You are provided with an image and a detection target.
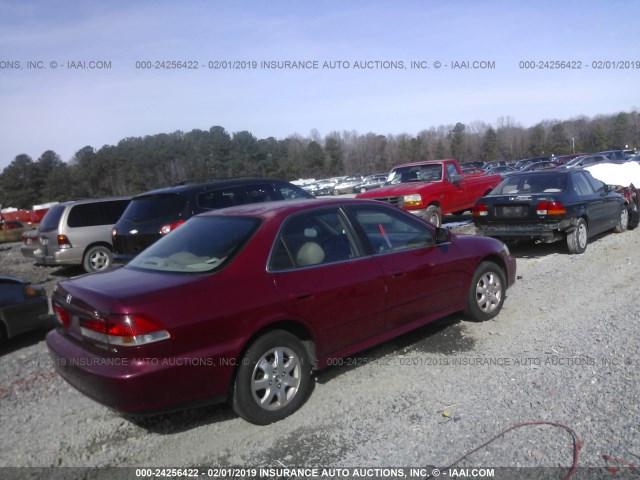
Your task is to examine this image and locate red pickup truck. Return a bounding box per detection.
[356,159,503,226]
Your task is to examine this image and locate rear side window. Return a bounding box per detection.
[197,186,246,209]
[102,200,130,223]
[122,194,186,222]
[573,173,595,196]
[39,205,65,232]
[67,200,131,228]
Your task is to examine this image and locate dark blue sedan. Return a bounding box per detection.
[472,169,633,254]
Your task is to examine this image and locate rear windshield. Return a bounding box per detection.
[39,205,66,232]
[491,173,567,195]
[121,194,186,222]
[128,216,260,273]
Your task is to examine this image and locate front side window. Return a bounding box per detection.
[276,184,313,200]
[197,186,246,209]
[129,216,260,273]
[270,209,358,270]
[349,207,433,254]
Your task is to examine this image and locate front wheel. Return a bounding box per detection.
[232,330,312,425]
[424,205,442,227]
[83,245,112,272]
[566,218,588,254]
[465,261,506,321]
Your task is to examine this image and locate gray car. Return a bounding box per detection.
[32,197,130,272]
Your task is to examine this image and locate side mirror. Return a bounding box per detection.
[450,174,464,183]
[435,227,450,244]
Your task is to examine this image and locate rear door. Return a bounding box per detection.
[270,207,387,357]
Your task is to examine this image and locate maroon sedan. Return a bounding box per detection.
[47,199,516,424]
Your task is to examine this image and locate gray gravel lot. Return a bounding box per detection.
[0,219,639,475]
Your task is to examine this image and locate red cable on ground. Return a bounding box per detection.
[442,421,582,480]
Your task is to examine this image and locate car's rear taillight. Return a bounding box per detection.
[57,234,72,249]
[472,203,489,216]
[53,304,71,327]
[159,220,185,235]
[80,313,170,346]
[536,200,566,215]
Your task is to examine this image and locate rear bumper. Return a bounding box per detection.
[475,219,576,242]
[46,329,237,414]
[33,248,82,266]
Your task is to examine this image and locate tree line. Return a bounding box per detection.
[1,110,638,209]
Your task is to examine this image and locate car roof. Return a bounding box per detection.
[393,159,454,168]
[196,197,393,220]
[55,196,132,206]
[133,177,291,198]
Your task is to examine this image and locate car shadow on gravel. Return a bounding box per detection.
[315,314,475,385]
[124,403,238,434]
[124,315,476,434]
[507,229,622,258]
[0,324,55,357]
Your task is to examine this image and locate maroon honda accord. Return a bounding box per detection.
[47,198,516,424]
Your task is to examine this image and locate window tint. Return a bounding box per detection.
[270,209,358,270]
[573,173,595,196]
[446,163,458,180]
[244,184,279,203]
[276,184,313,200]
[39,205,65,232]
[492,173,567,195]
[67,203,105,228]
[102,200,130,223]
[585,172,606,193]
[123,194,186,222]
[350,207,433,253]
[197,187,246,209]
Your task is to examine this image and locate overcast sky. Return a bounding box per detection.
[1,0,638,169]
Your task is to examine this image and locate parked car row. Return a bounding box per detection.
[19,178,313,272]
[472,167,638,253]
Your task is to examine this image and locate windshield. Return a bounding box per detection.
[491,173,567,195]
[128,216,260,273]
[387,164,442,185]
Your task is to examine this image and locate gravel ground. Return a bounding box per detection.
[1,218,639,477]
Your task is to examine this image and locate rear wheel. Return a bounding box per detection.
[566,218,588,254]
[424,205,442,227]
[465,261,506,321]
[232,330,312,425]
[614,207,629,233]
[83,245,112,272]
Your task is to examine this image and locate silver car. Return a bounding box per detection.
[32,197,130,272]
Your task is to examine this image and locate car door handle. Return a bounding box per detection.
[390,272,407,279]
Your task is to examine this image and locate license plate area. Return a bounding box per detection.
[495,205,528,218]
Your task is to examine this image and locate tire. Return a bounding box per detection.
[232,330,312,425]
[566,218,588,254]
[83,245,112,272]
[614,207,629,233]
[465,261,506,322]
[424,205,442,227]
[0,321,7,344]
